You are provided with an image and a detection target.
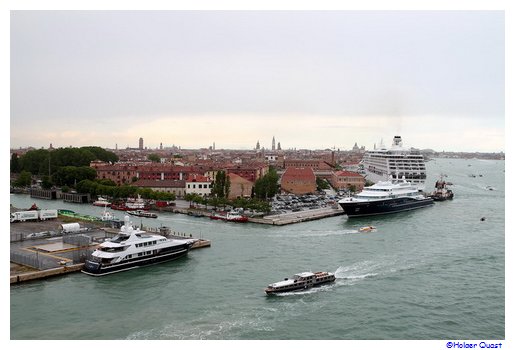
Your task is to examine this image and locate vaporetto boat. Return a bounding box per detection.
[338,179,434,217]
[82,215,196,276]
[265,271,336,295]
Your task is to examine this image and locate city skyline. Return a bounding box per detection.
[10,11,505,152]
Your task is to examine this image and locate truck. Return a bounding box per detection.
[38,209,58,221]
[10,209,58,223]
[10,211,39,223]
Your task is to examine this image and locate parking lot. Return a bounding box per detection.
[269,190,347,215]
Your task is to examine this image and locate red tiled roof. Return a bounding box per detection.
[334,171,363,177]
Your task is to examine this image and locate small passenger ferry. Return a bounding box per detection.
[127,210,158,218]
[82,216,196,276]
[265,271,336,295]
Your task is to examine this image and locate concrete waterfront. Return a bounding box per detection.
[172,206,345,225]
[252,207,344,225]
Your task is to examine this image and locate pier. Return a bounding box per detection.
[251,207,344,225]
[29,188,58,200]
[172,206,344,225]
[10,219,211,284]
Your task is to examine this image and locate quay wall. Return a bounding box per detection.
[10,264,84,284]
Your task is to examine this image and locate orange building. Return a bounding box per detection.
[331,171,365,191]
[227,173,253,199]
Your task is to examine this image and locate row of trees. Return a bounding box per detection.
[11,146,118,175]
[10,147,118,189]
[76,179,176,201]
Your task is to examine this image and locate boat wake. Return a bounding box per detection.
[263,229,358,239]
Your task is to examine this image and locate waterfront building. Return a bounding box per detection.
[185,174,212,196]
[132,179,186,197]
[227,173,253,199]
[331,171,365,191]
[280,167,317,195]
[225,162,269,183]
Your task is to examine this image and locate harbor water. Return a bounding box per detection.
[9,158,505,340]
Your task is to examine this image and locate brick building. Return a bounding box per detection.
[227,173,253,199]
[131,179,186,197]
[331,171,365,191]
[280,167,317,195]
[225,162,269,182]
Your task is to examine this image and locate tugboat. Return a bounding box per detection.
[265,271,336,295]
[82,215,196,276]
[430,176,454,201]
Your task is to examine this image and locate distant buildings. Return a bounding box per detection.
[139,137,144,150]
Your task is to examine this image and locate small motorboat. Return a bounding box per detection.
[359,226,376,232]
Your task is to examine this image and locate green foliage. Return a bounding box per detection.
[76,179,175,201]
[316,177,330,190]
[52,166,97,187]
[14,171,32,187]
[148,154,160,163]
[253,168,279,200]
[212,171,230,198]
[18,147,118,176]
[96,178,117,186]
[41,175,54,189]
[61,185,70,193]
[19,149,49,175]
[10,153,20,173]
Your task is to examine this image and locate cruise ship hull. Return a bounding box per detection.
[339,197,434,217]
[82,243,192,276]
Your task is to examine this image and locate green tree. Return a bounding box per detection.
[10,153,20,173]
[254,168,279,200]
[14,171,32,187]
[148,154,160,163]
[41,175,54,189]
[212,171,230,198]
[316,177,330,191]
[19,149,49,175]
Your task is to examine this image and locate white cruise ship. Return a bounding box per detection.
[362,136,427,190]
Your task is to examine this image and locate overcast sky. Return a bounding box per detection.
[10,10,505,152]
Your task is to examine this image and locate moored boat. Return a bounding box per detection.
[93,197,111,207]
[265,271,336,295]
[338,178,434,217]
[82,215,196,276]
[209,211,248,223]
